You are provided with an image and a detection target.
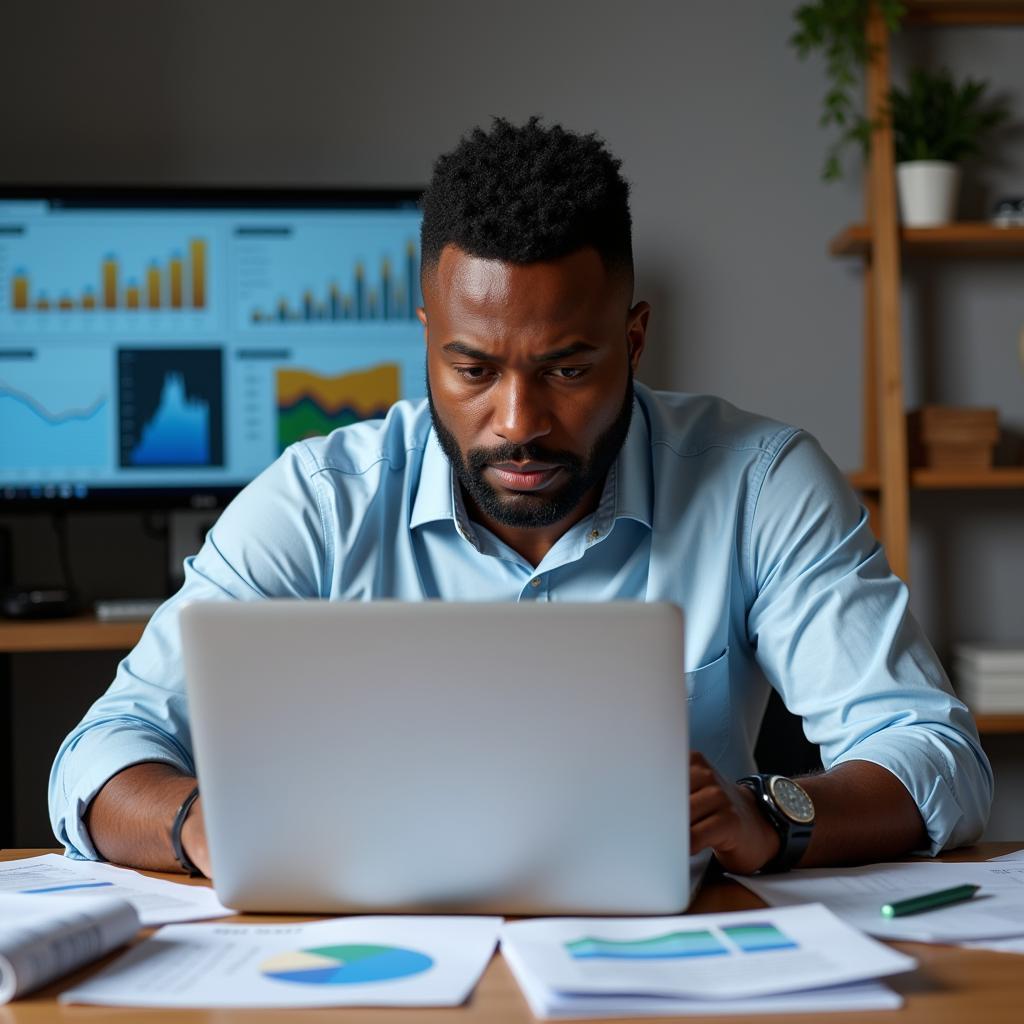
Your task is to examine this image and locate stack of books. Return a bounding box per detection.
[907,406,1000,470]
[953,643,1024,714]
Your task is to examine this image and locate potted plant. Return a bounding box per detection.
[889,68,1011,226]
[790,0,906,181]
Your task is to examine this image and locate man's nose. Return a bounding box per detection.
[492,376,552,446]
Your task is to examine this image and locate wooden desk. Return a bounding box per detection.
[2,844,1023,1023]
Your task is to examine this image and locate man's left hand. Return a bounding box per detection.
[689,752,780,875]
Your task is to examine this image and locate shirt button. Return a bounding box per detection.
[588,529,601,542]
[530,577,542,588]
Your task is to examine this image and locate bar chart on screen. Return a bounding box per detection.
[0,219,217,333]
[235,216,421,328]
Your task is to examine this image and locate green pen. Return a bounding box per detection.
[881,883,981,918]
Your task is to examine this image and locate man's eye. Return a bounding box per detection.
[551,367,588,380]
[455,366,492,381]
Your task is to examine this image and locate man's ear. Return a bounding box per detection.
[626,301,650,373]
[416,306,427,341]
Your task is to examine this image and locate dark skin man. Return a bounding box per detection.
[86,243,928,878]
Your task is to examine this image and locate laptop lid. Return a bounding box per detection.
[181,600,691,915]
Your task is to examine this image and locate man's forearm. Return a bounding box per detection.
[84,763,199,872]
[796,759,928,867]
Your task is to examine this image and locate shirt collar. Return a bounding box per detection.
[610,392,654,529]
[409,428,463,530]
[408,396,653,537]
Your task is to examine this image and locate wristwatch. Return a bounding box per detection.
[737,773,815,873]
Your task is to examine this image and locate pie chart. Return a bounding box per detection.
[260,944,434,985]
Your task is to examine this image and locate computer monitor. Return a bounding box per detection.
[0,188,425,508]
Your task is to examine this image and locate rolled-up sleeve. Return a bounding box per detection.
[49,446,327,859]
[745,431,993,854]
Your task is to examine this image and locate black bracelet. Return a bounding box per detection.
[170,785,203,877]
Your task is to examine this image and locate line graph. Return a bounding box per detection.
[0,371,109,473]
[0,377,106,424]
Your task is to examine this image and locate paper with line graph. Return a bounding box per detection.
[500,903,914,1001]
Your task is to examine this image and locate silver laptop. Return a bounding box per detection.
[180,600,692,915]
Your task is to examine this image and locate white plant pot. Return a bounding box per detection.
[896,161,961,227]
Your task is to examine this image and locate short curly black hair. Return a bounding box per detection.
[420,116,633,279]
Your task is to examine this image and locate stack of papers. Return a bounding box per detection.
[734,855,1024,946]
[965,847,1024,950]
[953,642,1024,713]
[10,848,1023,1009]
[500,904,914,1018]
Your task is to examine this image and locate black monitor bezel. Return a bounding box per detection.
[0,184,424,511]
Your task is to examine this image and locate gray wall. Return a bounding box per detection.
[1,1,1021,844]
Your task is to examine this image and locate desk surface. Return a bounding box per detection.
[2,845,1022,1024]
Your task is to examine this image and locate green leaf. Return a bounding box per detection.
[790,0,904,182]
[889,66,1012,163]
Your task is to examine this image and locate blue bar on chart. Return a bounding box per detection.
[249,242,419,324]
[721,923,799,953]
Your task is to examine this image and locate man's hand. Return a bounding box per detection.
[180,797,212,878]
[689,755,930,873]
[689,752,780,875]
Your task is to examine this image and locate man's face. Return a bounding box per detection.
[420,245,648,534]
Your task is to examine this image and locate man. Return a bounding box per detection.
[51,118,991,881]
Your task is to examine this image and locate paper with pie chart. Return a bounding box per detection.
[60,915,502,1008]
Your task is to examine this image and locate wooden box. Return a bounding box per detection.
[907,406,1000,470]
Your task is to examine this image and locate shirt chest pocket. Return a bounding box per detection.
[686,646,730,764]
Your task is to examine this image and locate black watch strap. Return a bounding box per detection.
[738,773,814,873]
[170,785,203,877]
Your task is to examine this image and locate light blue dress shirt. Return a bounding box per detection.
[49,384,992,859]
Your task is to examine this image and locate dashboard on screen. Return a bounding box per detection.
[0,189,425,507]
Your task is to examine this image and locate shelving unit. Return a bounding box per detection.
[973,714,1024,734]
[0,616,146,654]
[831,223,1024,258]
[903,0,1024,26]
[834,1,1024,732]
[848,467,1024,490]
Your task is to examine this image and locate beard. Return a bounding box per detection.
[427,365,635,530]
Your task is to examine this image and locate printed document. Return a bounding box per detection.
[504,962,902,1020]
[61,915,502,1008]
[960,936,1024,954]
[734,861,1024,942]
[499,903,913,1003]
[0,854,231,926]
[988,849,1024,863]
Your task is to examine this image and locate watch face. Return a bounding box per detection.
[769,776,815,824]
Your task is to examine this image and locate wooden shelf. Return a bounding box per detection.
[831,223,1024,257]
[0,615,147,654]
[849,467,1024,491]
[974,714,1024,734]
[905,0,1024,25]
